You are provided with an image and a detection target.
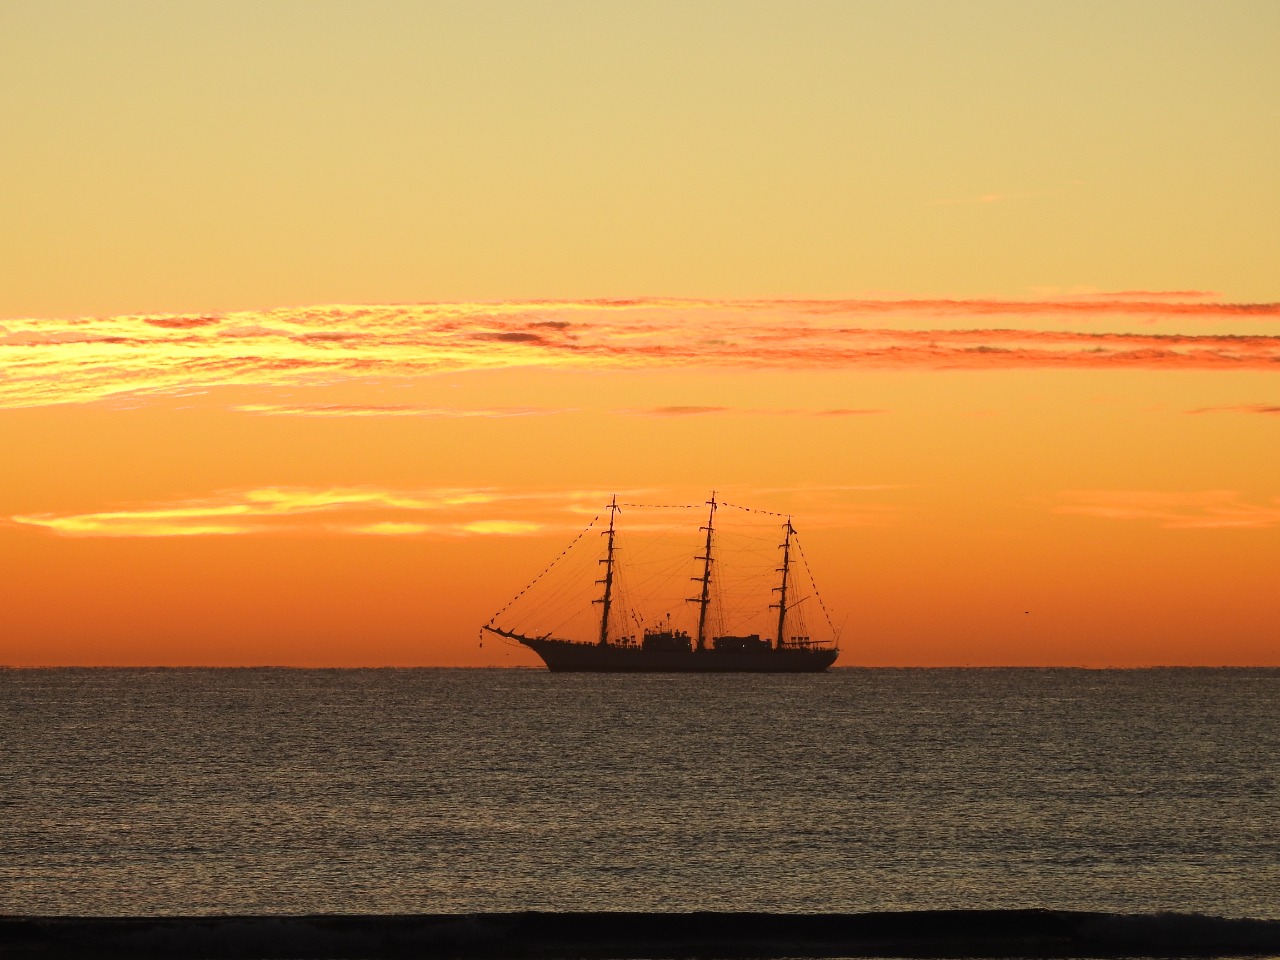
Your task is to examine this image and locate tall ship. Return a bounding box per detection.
[483,494,840,672]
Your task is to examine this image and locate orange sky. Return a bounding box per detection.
[2,298,1277,666]
[2,2,1277,666]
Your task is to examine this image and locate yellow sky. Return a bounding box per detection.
[3,0,1279,316]
[1,2,1277,666]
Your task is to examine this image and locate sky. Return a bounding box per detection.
[2,0,1277,666]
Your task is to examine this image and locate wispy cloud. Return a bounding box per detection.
[933,190,1054,206]
[631,405,731,417]
[622,405,888,418]
[8,487,560,538]
[1186,404,1280,416]
[10,485,900,538]
[772,297,1278,318]
[1052,290,1218,301]
[235,403,563,418]
[4,298,1278,409]
[344,521,434,537]
[1055,490,1280,529]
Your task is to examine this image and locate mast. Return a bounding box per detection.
[690,491,717,651]
[771,517,793,650]
[594,495,619,645]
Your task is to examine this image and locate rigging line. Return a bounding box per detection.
[518,573,596,624]
[718,500,789,518]
[792,534,838,638]
[618,502,700,510]
[485,515,599,625]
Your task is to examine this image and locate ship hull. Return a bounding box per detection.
[518,636,838,673]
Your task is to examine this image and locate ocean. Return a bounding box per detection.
[2,668,1277,919]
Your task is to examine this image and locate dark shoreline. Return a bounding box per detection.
[4,910,1280,959]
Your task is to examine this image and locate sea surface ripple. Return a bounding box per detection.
[1,668,1276,917]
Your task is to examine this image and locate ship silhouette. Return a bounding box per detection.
[483,494,840,672]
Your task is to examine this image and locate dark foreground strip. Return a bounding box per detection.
[2,910,1279,959]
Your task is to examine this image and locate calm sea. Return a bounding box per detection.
[1,668,1276,918]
